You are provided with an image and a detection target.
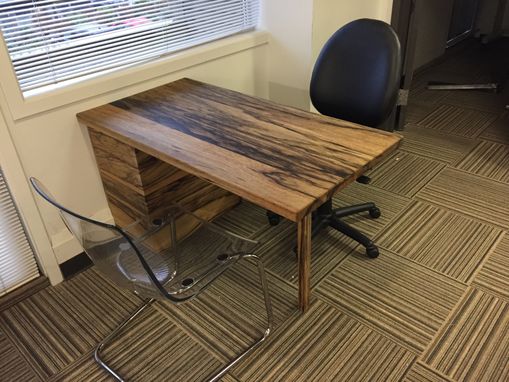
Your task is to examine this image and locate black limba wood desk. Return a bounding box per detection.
[77,78,402,312]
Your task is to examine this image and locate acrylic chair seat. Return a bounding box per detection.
[30,177,273,382]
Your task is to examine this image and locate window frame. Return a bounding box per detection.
[0,28,268,120]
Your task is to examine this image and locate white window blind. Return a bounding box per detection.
[0,168,40,296]
[0,0,259,93]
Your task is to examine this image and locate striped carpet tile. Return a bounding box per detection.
[409,82,449,104]
[214,201,268,238]
[479,111,509,145]
[0,329,41,381]
[405,102,438,124]
[400,125,478,165]
[404,362,455,382]
[316,248,466,354]
[250,181,411,289]
[423,288,509,382]
[456,140,509,183]
[252,220,356,287]
[332,181,412,236]
[473,234,509,300]
[233,300,415,381]
[0,269,141,378]
[49,307,224,382]
[375,201,503,283]
[367,151,445,197]
[416,167,509,229]
[442,88,509,113]
[417,104,497,138]
[155,260,298,361]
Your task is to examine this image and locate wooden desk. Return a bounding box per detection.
[77,78,401,312]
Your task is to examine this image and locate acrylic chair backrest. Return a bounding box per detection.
[30,177,173,300]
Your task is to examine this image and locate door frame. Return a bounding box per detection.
[391,0,419,130]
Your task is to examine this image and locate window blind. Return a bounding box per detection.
[0,0,259,93]
[0,168,40,296]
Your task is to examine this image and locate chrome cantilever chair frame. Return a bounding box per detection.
[30,177,273,382]
[95,253,273,382]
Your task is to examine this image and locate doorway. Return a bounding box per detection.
[391,0,509,130]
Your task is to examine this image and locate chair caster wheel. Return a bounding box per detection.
[366,246,379,258]
[267,212,281,226]
[369,207,381,219]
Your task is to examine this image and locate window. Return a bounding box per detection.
[0,0,259,94]
[0,168,40,296]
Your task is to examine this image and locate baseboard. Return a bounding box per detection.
[0,276,49,311]
[51,208,113,264]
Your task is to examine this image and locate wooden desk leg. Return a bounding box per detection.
[297,214,312,312]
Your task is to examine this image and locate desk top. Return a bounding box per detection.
[78,78,401,221]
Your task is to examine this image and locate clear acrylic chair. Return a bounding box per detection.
[30,177,273,382]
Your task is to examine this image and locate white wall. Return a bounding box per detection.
[0,105,62,284]
[261,0,393,110]
[261,0,314,110]
[312,0,393,61]
[0,31,269,282]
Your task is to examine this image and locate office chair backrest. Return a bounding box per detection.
[310,18,402,127]
[30,177,174,299]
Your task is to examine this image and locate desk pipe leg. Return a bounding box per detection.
[297,214,312,312]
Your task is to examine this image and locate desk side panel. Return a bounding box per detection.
[87,128,240,235]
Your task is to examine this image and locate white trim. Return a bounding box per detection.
[0,30,269,121]
[52,208,113,264]
[0,102,63,285]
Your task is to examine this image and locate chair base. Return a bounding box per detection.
[94,255,273,382]
[267,199,381,258]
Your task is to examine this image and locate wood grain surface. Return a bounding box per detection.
[297,215,312,312]
[78,78,401,222]
[88,128,239,240]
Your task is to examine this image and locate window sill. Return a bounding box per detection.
[0,30,269,121]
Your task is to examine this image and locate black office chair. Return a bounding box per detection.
[267,19,401,258]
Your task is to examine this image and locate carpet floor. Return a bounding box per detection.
[1,38,508,381]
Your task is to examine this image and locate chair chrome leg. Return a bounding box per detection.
[94,298,155,382]
[95,257,272,382]
[207,254,273,382]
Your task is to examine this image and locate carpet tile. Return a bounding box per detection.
[234,300,415,381]
[400,125,478,165]
[423,288,509,382]
[316,248,466,353]
[0,329,41,382]
[417,167,509,229]
[473,233,509,301]
[48,308,225,382]
[155,261,297,361]
[0,269,141,378]
[479,111,509,145]
[417,104,497,138]
[376,201,503,283]
[367,151,445,197]
[456,140,509,183]
[404,361,455,382]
